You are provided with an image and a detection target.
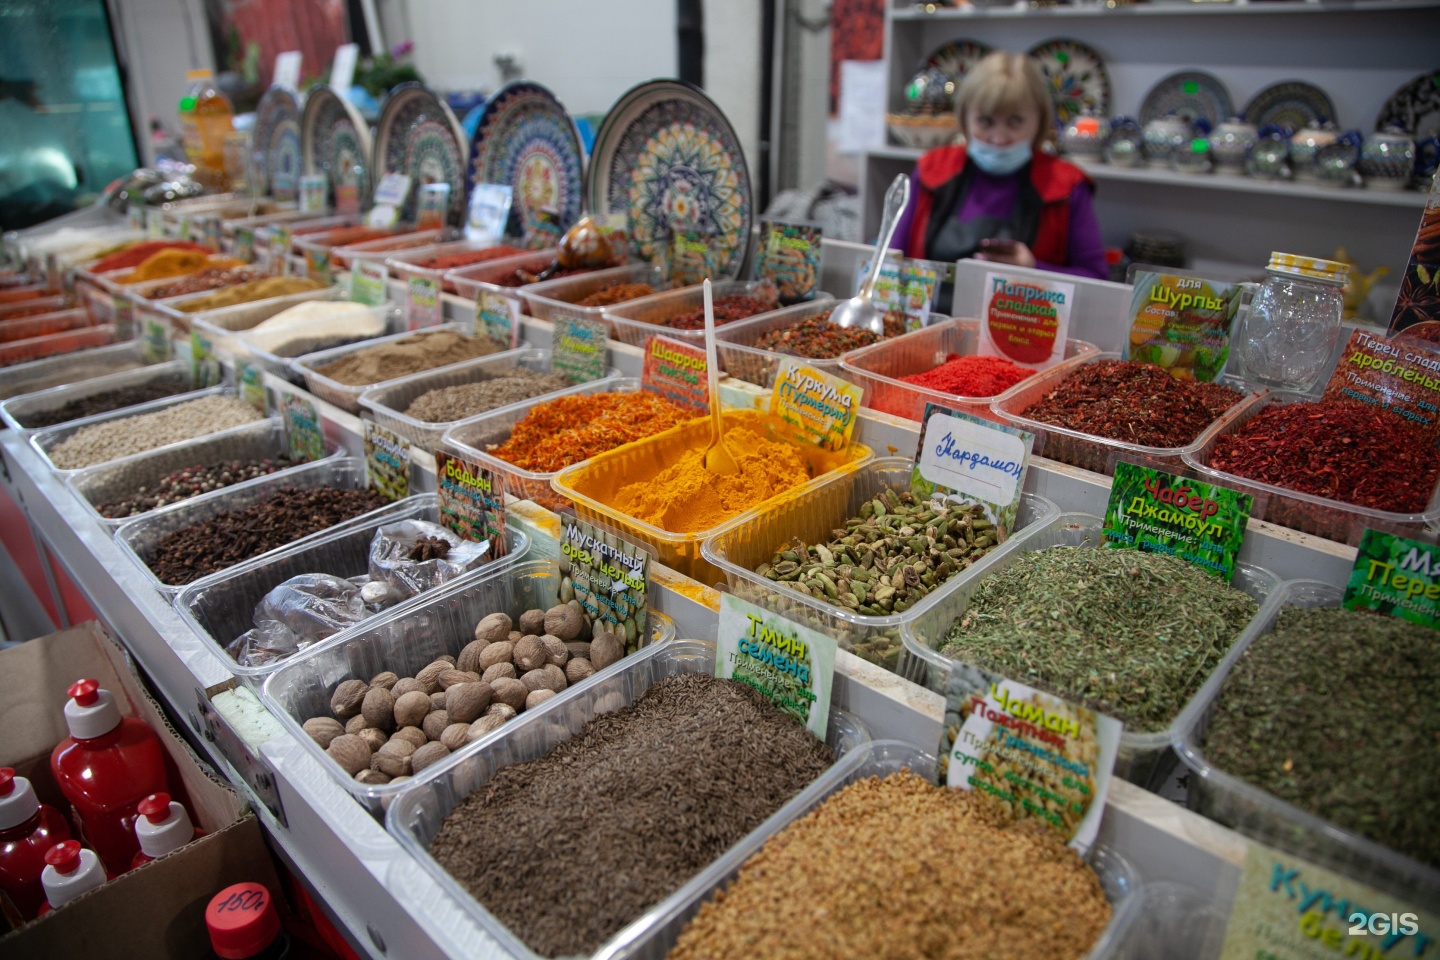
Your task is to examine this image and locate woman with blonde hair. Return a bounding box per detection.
[890,50,1107,284]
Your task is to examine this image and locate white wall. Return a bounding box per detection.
[108,0,214,165]
[703,0,761,178]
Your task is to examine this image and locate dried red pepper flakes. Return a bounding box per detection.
[752,308,906,360]
[1209,398,1440,512]
[901,354,1032,397]
[1022,359,1242,448]
[90,241,210,274]
[665,294,776,330]
[416,245,526,271]
[487,391,692,473]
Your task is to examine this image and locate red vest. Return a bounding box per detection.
[906,144,1092,266]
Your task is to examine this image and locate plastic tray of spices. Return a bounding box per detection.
[988,351,1265,477]
[235,302,403,383]
[264,559,677,819]
[0,323,116,370]
[1173,579,1440,906]
[113,456,395,599]
[574,740,1141,960]
[0,308,96,345]
[0,359,194,434]
[178,494,530,686]
[898,512,1281,790]
[701,456,1059,674]
[153,283,344,345]
[1180,389,1440,546]
[291,322,494,415]
[839,317,1099,424]
[599,279,796,347]
[66,418,343,535]
[358,347,620,452]
[324,226,458,273]
[712,299,898,391]
[551,411,873,586]
[521,262,668,327]
[443,247,557,305]
[384,239,527,297]
[219,207,314,257]
[0,295,67,321]
[0,339,156,402]
[381,636,869,958]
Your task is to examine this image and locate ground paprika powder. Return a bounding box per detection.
[901,354,1032,396]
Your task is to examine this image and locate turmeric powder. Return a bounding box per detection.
[121,249,216,283]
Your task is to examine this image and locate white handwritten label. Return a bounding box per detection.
[918,411,1027,507]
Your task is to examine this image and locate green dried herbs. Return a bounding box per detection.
[936,547,1258,732]
[1203,606,1440,868]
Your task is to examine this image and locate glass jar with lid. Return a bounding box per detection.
[1234,252,1349,392]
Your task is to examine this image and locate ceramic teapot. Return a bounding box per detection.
[1172,136,1212,175]
[905,66,955,115]
[1359,126,1416,190]
[1105,116,1144,167]
[1247,125,1291,179]
[1060,111,1106,159]
[1315,130,1363,188]
[1208,117,1258,173]
[1143,115,1192,167]
[1289,120,1338,180]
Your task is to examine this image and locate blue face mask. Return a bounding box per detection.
[968,139,1033,176]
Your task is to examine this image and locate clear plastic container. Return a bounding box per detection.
[234,302,402,382]
[113,457,393,598]
[0,295,67,320]
[444,248,556,307]
[0,324,115,369]
[713,299,877,390]
[899,512,1281,789]
[1172,580,1440,905]
[264,560,679,816]
[219,207,312,258]
[385,239,526,296]
[66,418,341,534]
[177,494,530,682]
[702,457,1059,674]
[0,340,153,402]
[358,347,616,451]
[155,283,343,340]
[522,262,667,327]
[0,308,94,345]
[989,352,1264,476]
[324,227,457,272]
[383,636,869,958]
[840,317,1099,424]
[253,213,362,263]
[27,384,235,475]
[1181,390,1440,546]
[0,360,192,433]
[290,322,485,414]
[552,412,873,585]
[600,279,789,347]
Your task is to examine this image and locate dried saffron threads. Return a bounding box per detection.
[1021,359,1242,447]
[1203,607,1440,868]
[1208,398,1440,512]
[486,391,692,473]
[901,353,1033,396]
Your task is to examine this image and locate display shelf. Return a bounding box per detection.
[891,0,1440,19]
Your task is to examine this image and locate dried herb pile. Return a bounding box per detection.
[1204,606,1440,868]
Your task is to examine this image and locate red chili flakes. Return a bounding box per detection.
[901,354,1033,397]
[665,294,776,330]
[416,246,526,271]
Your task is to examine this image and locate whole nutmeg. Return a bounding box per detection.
[391,677,424,698]
[473,612,512,642]
[520,668,552,694]
[457,639,490,674]
[466,714,508,742]
[415,660,450,694]
[421,709,451,742]
[373,739,415,777]
[303,716,344,748]
[508,630,523,643]
[393,690,432,728]
[490,677,527,711]
[518,608,547,636]
[513,635,547,671]
[437,655,457,666]
[481,662,517,684]
[485,702,517,721]
[369,671,399,691]
[345,715,369,735]
[330,679,368,719]
[440,723,471,752]
[526,689,556,711]
[591,634,625,670]
[565,641,592,661]
[361,686,396,730]
[429,691,448,710]
[565,658,596,684]
[357,727,389,751]
[446,681,493,724]
[542,663,568,692]
[389,776,411,788]
[410,741,450,775]
[477,641,514,671]
[327,735,372,775]
[438,668,480,690]
[544,604,584,642]
[355,769,391,785]
[392,726,427,749]
[540,634,569,667]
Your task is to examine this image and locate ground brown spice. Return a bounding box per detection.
[311,331,500,386]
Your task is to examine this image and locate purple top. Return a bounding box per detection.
[889,166,1109,281]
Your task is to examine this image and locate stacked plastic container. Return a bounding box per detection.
[600,280,790,347]
[523,263,667,327]
[291,322,497,414]
[28,385,238,475]
[0,361,194,434]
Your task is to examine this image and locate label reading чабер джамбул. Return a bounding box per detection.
[560,517,650,654]
[716,594,836,741]
[1344,527,1440,629]
[1102,461,1253,582]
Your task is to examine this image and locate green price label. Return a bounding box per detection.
[190,330,221,387]
[238,362,267,412]
[1344,528,1440,628]
[364,419,410,502]
[141,317,170,364]
[1102,461,1252,581]
[552,316,608,384]
[280,390,324,462]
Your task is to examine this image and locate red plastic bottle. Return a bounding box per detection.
[50,679,171,875]
[36,840,106,916]
[130,792,198,869]
[207,882,290,959]
[0,767,72,924]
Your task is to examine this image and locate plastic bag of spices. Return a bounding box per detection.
[367,520,491,599]
[227,574,378,667]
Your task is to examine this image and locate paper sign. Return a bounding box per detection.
[981,271,1074,365]
[367,173,411,229]
[190,330,220,387]
[234,227,256,263]
[300,174,328,213]
[914,404,1032,520]
[350,258,389,306]
[717,594,836,740]
[552,316,608,384]
[560,518,650,654]
[668,232,714,287]
[434,450,507,551]
[1217,841,1438,960]
[939,664,1122,851]
[641,335,709,412]
[268,226,292,276]
[141,317,170,364]
[364,419,411,501]
[113,294,134,340]
[466,184,513,243]
[1388,168,1440,339]
[1102,461,1253,582]
[756,219,822,305]
[1125,271,1241,382]
[474,291,520,350]
[304,247,332,285]
[406,277,442,329]
[1344,528,1440,628]
[238,362,266,412]
[769,358,861,451]
[1324,328,1440,443]
[416,183,451,230]
[837,59,886,154]
[280,390,324,462]
[334,183,360,216]
[272,52,302,91]
[329,43,358,97]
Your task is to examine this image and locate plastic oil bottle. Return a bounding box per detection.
[179,69,234,189]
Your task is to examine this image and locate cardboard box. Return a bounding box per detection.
[0,622,281,958]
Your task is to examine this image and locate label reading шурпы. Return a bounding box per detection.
[769,357,861,451]
[1344,528,1440,629]
[552,316,608,384]
[364,419,411,502]
[560,517,650,654]
[474,291,520,351]
[1103,461,1253,582]
[1324,329,1440,444]
[716,593,836,741]
[1125,270,1241,383]
[434,450,506,553]
[641,335,708,413]
[280,390,324,462]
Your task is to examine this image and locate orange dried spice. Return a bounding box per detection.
[487,391,693,473]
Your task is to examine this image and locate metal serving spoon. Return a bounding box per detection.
[829,173,910,337]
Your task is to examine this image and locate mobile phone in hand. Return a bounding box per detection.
[980,237,1017,254]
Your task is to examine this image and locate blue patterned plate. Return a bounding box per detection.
[926,39,991,86]
[373,83,469,227]
[1243,81,1336,133]
[1028,38,1110,125]
[1376,70,1440,136]
[584,79,753,280]
[253,86,301,201]
[469,81,586,249]
[301,85,372,210]
[1140,71,1233,129]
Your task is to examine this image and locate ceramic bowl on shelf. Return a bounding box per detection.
[1208,117,1258,173]
[904,66,955,115]
[885,112,958,150]
[1059,111,1106,160]
[1359,126,1417,191]
[1105,116,1144,167]
[1314,130,1363,188]
[1142,115,1191,168]
[1247,125,1291,180]
[1172,137,1213,175]
[1289,121,1338,181]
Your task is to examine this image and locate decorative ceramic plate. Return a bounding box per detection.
[253,86,302,200]
[1242,81,1337,133]
[925,39,991,86]
[1028,39,1110,125]
[1376,70,1440,136]
[469,81,586,248]
[373,83,469,226]
[301,85,372,210]
[1140,71,1233,129]
[584,79,753,280]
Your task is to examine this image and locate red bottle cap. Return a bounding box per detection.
[206,882,280,959]
[0,768,12,796]
[44,840,82,875]
[67,679,100,706]
[138,792,172,823]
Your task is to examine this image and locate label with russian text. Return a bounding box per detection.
[642,335,709,412]
[717,594,835,741]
